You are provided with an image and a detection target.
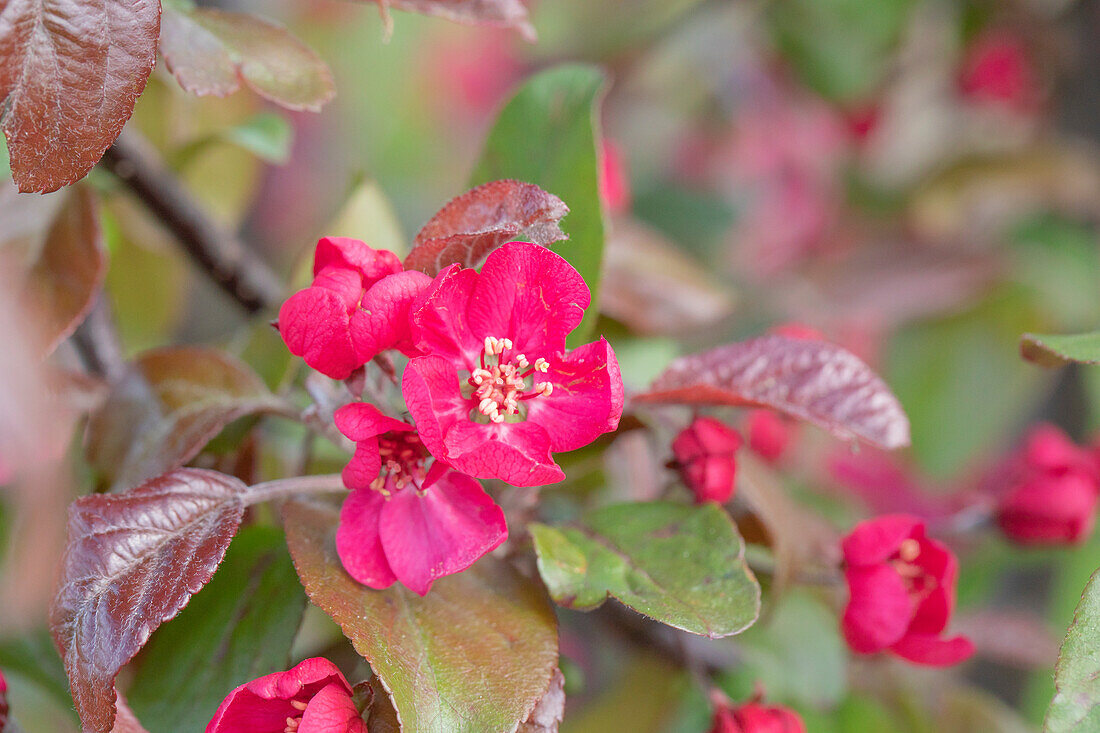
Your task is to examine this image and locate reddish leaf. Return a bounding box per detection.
[636,335,911,449]
[371,0,535,41]
[111,691,150,733]
[0,184,107,355]
[25,187,107,354]
[283,498,558,733]
[0,0,160,193]
[404,180,569,275]
[516,667,565,733]
[84,347,287,491]
[159,7,335,112]
[49,469,247,733]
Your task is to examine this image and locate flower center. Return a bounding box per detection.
[466,336,553,424]
[285,699,308,733]
[890,538,938,602]
[370,432,428,494]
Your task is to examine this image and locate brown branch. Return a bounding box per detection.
[100,129,284,313]
[71,296,126,381]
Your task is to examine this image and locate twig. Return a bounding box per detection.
[245,473,347,505]
[71,296,126,381]
[100,129,284,313]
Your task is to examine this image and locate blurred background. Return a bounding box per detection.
[6,0,1100,730]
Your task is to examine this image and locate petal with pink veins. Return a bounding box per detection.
[278,288,358,380]
[336,487,397,590]
[524,338,623,452]
[351,270,433,361]
[467,241,590,356]
[410,265,482,367]
[403,355,471,463]
[314,236,402,284]
[378,464,507,595]
[299,682,369,733]
[443,419,564,487]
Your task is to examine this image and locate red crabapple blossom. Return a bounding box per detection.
[841,514,974,666]
[206,657,367,733]
[278,237,430,380]
[402,241,623,487]
[671,416,743,504]
[994,424,1100,546]
[709,695,805,733]
[334,402,507,595]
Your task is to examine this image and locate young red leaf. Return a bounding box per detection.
[403,180,569,275]
[159,7,335,112]
[283,498,558,733]
[370,0,535,41]
[0,0,160,193]
[84,347,288,491]
[24,186,107,355]
[636,335,911,449]
[49,469,248,733]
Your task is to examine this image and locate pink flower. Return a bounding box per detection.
[995,424,1100,546]
[599,139,631,214]
[746,410,792,465]
[279,237,431,380]
[206,657,367,733]
[710,698,805,733]
[334,402,507,595]
[959,32,1038,113]
[672,417,743,503]
[401,242,623,487]
[841,515,974,666]
[0,669,8,732]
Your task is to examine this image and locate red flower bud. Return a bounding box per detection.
[959,32,1039,113]
[710,699,805,733]
[746,409,792,464]
[672,417,743,503]
[995,424,1100,546]
[841,515,974,666]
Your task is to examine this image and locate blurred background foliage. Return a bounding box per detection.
[5,0,1100,729]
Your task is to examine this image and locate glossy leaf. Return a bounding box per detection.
[283,498,558,733]
[127,526,306,733]
[471,64,608,346]
[636,335,911,449]
[529,501,761,638]
[404,180,569,275]
[0,0,160,192]
[1046,568,1100,732]
[159,6,335,112]
[49,469,248,733]
[371,0,535,40]
[84,346,287,491]
[20,186,107,355]
[1021,332,1100,368]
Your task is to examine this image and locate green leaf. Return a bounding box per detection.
[127,526,306,733]
[283,499,559,733]
[470,64,608,346]
[768,0,914,102]
[529,501,761,638]
[1022,332,1100,368]
[0,629,73,709]
[223,113,293,164]
[1046,568,1100,732]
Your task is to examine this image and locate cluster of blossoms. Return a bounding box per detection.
[708,692,805,733]
[280,237,622,594]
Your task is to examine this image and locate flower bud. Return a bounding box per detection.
[672,417,743,503]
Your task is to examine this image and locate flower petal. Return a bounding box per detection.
[907,534,956,635]
[841,564,913,654]
[444,419,565,487]
[206,658,350,733]
[334,403,412,442]
[278,288,359,380]
[336,487,397,590]
[841,514,923,567]
[379,464,508,595]
[311,265,365,310]
[314,236,402,284]
[410,265,482,368]
[403,355,470,464]
[467,241,590,356]
[350,270,433,361]
[299,682,369,733]
[524,338,623,452]
[890,632,975,667]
